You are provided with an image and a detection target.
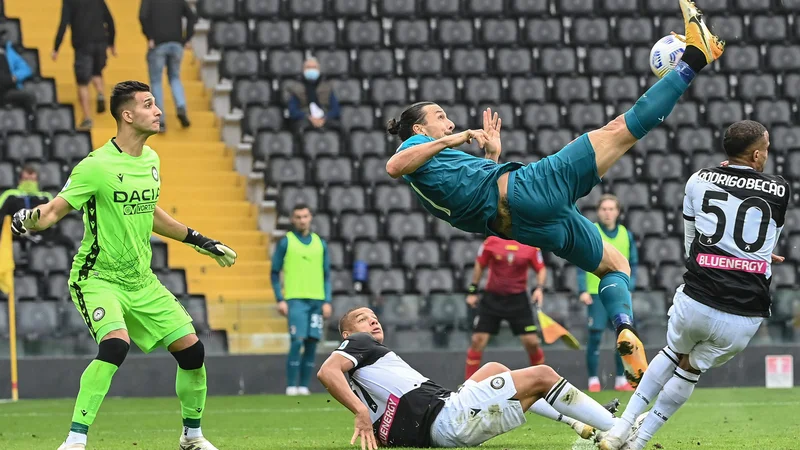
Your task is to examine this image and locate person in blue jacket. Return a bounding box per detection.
[0,33,35,112]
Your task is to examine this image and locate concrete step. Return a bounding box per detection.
[161,215,258,231]
[189,275,271,292]
[158,155,234,169]
[158,201,256,217]
[159,186,246,203]
[166,230,268,248]
[226,333,289,355]
[182,261,271,277]
[167,244,268,265]
[201,289,275,303]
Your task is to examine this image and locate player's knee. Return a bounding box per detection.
[530,365,560,389]
[96,337,130,367]
[481,362,509,373]
[171,340,205,370]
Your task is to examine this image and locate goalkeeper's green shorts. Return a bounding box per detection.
[69,277,195,353]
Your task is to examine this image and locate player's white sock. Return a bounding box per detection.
[634,367,699,447]
[621,348,679,426]
[183,426,203,439]
[544,378,616,431]
[65,431,87,445]
[529,399,576,426]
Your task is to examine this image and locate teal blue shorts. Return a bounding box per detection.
[287,299,324,341]
[507,133,604,272]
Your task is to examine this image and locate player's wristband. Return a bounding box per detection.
[183,227,210,246]
[468,284,478,294]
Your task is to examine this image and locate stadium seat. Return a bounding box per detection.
[616,18,654,45]
[414,268,455,295]
[451,49,488,76]
[0,162,15,189]
[360,156,390,185]
[339,106,375,133]
[709,16,744,44]
[690,152,724,174]
[491,49,531,76]
[466,0,505,16]
[44,273,69,299]
[642,237,683,266]
[418,78,456,105]
[14,274,39,299]
[210,21,248,49]
[244,106,284,134]
[464,78,502,106]
[339,213,380,241]
[349,131,387,159]
[722,45,760,73]
[779,0,800,11]
[739,74,777,101]
[326,240,346,269]
[558,0,594,15]
[633,128,669,154]
[510,0,549,15]
[576,185,603,211]
[151,241,168,271]
[401,240,442,270]
[373,185,413,213]
[626,210,667,238]
[753,100,792,127]
[0,108,26,133]
[59,214,85,244]
[180,296,210,332]
[408,52,446,78]
[353,240,393,269]
[422,0,460,16]
[771,263,797,287]
[387,212,427,241]
[643,153,683,181]
[772,127,800,153]
[254,131,295,160]
[221,50,260,79]
[428,293,467,327]
[300,20,338,48]
[380,295,420,329]
[393,20,430,48]
[632,291,667,322]
[658,17,684,40]
[706,100,744,128]
[481,19,518,47]
[645,0,680,13]
[301,131,340,158]
[23,79,56,105]
[509,77,547,104]
[629,47,653,75]
[572,19,609,46]
[244,0,281,18]
[5,134,45,163]
[437,20,474,47]
[379,0,416,16]
[448,238,483,268]
[370,78,406,105]
[613,182,650,209]
[357,49,395,77]
[288,0,325,17]
[523,103,561,131]
[315,157,353,185]
[601,0,640,14]
[253,21,293,48]
[313,213,333,239]
[334,0,369,16]
[50,132,89,164]
[588,48,625,74]
[735,0,770,11]
[37,162,64,191]
[676,128,715,154]
[198,0,237,18]
[751,16,787,43]
[501,130,529,155]
[603,154,635,182]
[369,268,406,294]
[691,75,729,102]
[536,129,574,156]
[316,50,350,77]
[267,50,304,78]
[634,264,651,291]
[17,301,58,338]
[233,80,272,109]
[11,240,25,267]
[568,103,606,131]
[555,77,591,104]
[664,102,699,129]
[769,45,800,72]
[278,186,318,215]
[541,293,569,324]
[434,219,473,243]
[330,269,354,294]
[540,48,577,75]
[344,20,381,49]
[326,186,365,213]
[61,301,88,335]
[268,156,306,186]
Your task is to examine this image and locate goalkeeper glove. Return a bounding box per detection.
[183,227,237,267]
[11,208,40,236]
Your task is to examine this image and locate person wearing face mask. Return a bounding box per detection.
[576,194,638,393]
[283,57,341,134]
[0,165,53,223]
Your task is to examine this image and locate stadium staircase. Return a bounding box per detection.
[5,0,285,353]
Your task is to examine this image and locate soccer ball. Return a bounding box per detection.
[649,34,686,79]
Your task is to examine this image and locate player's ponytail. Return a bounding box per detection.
[386,101,436,141]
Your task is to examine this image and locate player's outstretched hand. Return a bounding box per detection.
[352,410,378,450]
[772,254,785,264]
[11,208,40,236]
[184,228,238,267]
[457,129,490,149]
[482,107,502,157]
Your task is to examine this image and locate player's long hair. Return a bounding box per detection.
[386,102,436,141]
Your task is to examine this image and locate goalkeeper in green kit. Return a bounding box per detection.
[10,81,236,450]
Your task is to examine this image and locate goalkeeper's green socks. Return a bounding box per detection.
[66,359,119,445]
[176,364,208,438]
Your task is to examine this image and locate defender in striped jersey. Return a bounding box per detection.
[318,307,623,449]
[600,120,789,450]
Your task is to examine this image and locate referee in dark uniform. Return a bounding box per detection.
[53,0,116,130]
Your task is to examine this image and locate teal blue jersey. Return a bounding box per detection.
[398,135,522,235]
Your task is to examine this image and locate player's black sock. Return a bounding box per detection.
[615,323,639,339]
[681,46,708,74]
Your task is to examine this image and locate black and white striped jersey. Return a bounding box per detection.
[682,165,790,317]
[334,333,451,447]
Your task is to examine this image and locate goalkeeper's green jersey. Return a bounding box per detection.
[58,139,161,291]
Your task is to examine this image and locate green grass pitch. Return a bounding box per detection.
[1,387,798,449]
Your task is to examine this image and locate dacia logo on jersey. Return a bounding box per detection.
[114,188,160,215]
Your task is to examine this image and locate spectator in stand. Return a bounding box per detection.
[283,57,341,134]
[577,194,638,392]
[464,236,548,380]
[0,164,53,241]
[0,31,35,113]
[53,0,116,130]
[139,0,196,133]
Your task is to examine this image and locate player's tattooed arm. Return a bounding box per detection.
[385,129,490,178]
[11,197,73,234]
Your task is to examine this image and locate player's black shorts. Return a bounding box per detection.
[472,292,537,336]
[74,43,108,85]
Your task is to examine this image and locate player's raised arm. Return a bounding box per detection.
[385,129,488,178]
[152,206,238,267]
[10,196,73,235]
[317,353,378,450]
[682,172,699,258]
[482,108,502,163]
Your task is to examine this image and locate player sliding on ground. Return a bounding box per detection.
[319,307,622,449]
[10,81,237,450]
[385,0,725,388]
[598,121,787,450]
